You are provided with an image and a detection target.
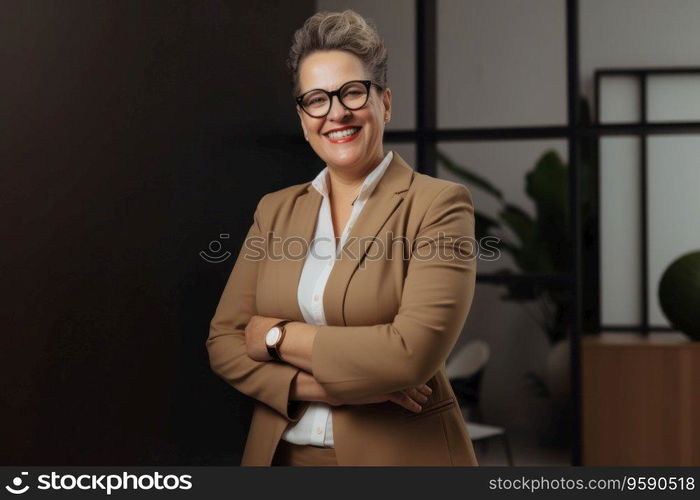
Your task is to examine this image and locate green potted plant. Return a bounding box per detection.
[659,250,700,340]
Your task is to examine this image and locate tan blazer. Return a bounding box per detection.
[207,152,478,466]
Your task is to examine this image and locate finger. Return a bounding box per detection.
[400,393,421,413]
[406,387,428,404]
[391,392,421,413]
[416,384,433,397]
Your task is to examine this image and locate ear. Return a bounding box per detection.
[296,106,309,141]
[382,87,392,122]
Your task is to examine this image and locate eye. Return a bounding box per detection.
[304,94,328,107]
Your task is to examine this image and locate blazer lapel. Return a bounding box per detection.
[275,185,323,322]
[275,151,415,326]
[323,151,414,326]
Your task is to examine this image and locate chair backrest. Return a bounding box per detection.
[446,340,490,380]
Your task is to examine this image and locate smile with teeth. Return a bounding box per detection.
[326,127,361,140]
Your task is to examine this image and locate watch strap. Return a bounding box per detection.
[267,320,291,361]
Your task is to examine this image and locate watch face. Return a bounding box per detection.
[265,327,281,346]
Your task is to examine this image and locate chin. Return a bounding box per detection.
[324,155,362,169]
[319,145,368,169]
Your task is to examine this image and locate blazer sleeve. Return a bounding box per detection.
[206,195,304,421]
[311,183,477,402]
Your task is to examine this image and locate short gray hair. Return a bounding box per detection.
[287,10,388,96]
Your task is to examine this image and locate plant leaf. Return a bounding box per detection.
[526,151,570,271]
[436,150,503,199]
[474,212,500,240]
[499,203,536,247]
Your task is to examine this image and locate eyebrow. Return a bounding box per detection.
[300,79,368,93]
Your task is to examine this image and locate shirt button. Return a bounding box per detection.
[316,427,323,435]
[314,294,320,301]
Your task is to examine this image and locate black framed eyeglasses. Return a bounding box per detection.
[295,80,384,118]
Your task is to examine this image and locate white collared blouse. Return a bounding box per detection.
[281,151,394,447]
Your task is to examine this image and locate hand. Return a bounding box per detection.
[326,384,433,413]
[244,315,286,362]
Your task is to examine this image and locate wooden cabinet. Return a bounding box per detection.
[582,333,700,465]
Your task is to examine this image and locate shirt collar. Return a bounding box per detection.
[311,151,393,201]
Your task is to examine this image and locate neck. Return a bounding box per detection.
[326,151,385,201]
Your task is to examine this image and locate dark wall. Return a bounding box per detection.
[0,0,319,465]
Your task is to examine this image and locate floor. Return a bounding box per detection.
[472,427,572,466]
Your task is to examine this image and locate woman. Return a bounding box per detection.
[206,10,478,466]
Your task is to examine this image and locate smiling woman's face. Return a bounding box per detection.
[297,50,391,172]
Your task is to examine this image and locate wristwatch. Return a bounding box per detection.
[265,320,292,361]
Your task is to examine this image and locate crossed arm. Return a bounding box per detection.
[242,315,317,373]
[206,183,475,421]
[241,316,325,402]
[242,317,432,410]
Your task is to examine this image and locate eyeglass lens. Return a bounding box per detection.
[301,81,369,117]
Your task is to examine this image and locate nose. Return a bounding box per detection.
[327,94,350,121]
